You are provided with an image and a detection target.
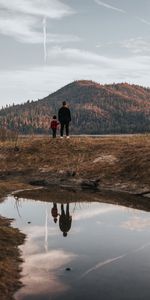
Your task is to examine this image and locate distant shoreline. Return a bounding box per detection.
[18,133,150,138]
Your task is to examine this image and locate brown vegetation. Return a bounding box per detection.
[0,80,150,134]
[0,134,149,193]
[0,182,29,300]
[0,218,25,300]
[0,134,150,299]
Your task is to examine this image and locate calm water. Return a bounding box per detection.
[1,193,150,300]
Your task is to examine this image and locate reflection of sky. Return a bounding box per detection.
[1,196,150,300]
[15,250,76,300]
[121,216,150,231]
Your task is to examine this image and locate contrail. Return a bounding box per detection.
[133,242,150,253]
[94,0,126,14]
[81,254,127,278]
[44,207,48,252]
[137,17,150,26]
[43,17,47,64]
[81,242,150,279]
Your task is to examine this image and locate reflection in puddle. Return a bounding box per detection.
[1,192,150,300]
[51,203,72,237]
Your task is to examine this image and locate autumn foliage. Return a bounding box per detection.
[0,80,150,134]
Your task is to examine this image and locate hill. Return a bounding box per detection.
[0,80,150,134]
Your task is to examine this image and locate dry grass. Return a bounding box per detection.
[0,134,150,192]
[0,181,29,300]
[0,217,25,300]
[0,134,149,299]
[0,215,25,300]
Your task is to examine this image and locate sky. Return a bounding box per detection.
[0,0,150,107]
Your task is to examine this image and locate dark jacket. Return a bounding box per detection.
[59,215,72,233]
[58,106,71,124]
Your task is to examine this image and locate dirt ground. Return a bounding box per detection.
[0,182,30,300]
[0,134,149,193]
[0,134,150,299]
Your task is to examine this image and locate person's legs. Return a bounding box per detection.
[53,128,56,138]
[60,123,64,137]
[66,203,69,217]
[65,122,69,137]
[61,204,65,216]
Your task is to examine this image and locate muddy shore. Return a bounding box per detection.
[0,182,30,300]
[0,135,150,299]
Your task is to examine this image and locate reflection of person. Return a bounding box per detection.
[58,101,71,138]
[50,115,59,138]
[59,203,72,237]
[51,203,58,223]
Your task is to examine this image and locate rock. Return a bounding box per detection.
[66,170,76,177]
[59,170,76,177]
[14,146,20,152]
[29,179,48,186]
[81,179,100,190]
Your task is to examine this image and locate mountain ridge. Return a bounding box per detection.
[0,80,150,134]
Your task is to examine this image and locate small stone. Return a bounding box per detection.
[66,268,71,271]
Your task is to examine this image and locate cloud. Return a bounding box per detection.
[94,0,126,13]
[0,14,39,43]
[0,14,80,44]
[0,0,74,19]
[48,46,115,65]
[121,216,150,231]
[14,217,77,299]
[96,37,150,55]
[47,46,150,71]
[121,38,150,54]
[1,49,150,107]
[15,249,76,299]
[74,204,120,221]
[0,0,76,44]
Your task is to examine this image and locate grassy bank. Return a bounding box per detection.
[0,134,149,193]
[0,182,30,300]
[0,217,25,300]
[0,134,150,299]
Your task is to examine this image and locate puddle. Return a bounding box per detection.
[1,191,150,300]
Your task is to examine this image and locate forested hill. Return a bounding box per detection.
[0,80,150,134]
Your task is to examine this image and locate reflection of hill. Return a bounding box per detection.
[14,187,150,212]
[0,80,150,134]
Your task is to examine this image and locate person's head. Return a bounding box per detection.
[63,232,67,237]
[62,101,66,106]
[53,115,57,119]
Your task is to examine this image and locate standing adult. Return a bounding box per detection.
[58,101,71,138]
[59,203,72,237]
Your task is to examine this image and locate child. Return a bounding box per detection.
[50,115,59,138]
[51,203,59,223]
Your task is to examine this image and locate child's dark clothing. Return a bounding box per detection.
[50,120,59,138]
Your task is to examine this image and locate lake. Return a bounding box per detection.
[1,189,150,300]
